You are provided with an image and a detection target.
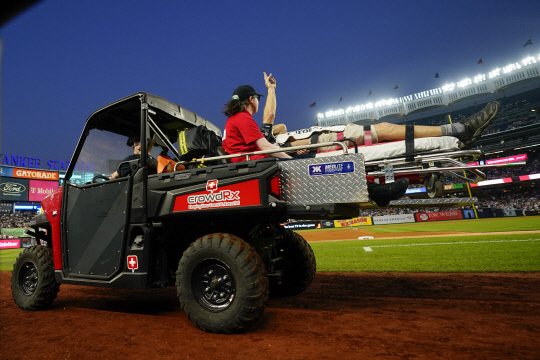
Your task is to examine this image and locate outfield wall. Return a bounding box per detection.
[2,208,538,250]
[284,208,539,229]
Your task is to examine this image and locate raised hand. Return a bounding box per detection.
[264,72,276,90]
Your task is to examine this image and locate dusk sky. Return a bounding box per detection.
[1,0,539,167]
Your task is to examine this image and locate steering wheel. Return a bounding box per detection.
[92,175,110,183]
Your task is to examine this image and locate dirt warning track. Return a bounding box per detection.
[1,269,539,360]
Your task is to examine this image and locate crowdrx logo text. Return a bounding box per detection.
[186,180,241,210]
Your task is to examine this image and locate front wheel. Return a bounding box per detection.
[176,233,269,334]
[11,245,59,310]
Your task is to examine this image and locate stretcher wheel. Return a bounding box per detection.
[424,174,444,198]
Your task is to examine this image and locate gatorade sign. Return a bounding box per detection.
[13,168,59,180]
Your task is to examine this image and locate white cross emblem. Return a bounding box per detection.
[127,255,138,272]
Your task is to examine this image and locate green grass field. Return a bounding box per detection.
[302,217,540,272]
[0,248,22,271]
[2,217,539,273]
[310,233,540,272]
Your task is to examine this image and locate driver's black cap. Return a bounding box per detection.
[126,136,140,147]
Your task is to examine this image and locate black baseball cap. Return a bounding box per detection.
[232,85,264,102]
[126,136,140,147]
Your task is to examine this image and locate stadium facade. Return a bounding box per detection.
[316,54,540,127]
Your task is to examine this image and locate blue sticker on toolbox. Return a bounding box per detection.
[309,161,355,175]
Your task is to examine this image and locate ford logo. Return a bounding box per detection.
[0,182,27,193]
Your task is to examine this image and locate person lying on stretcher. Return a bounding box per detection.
[264,106,498,152]
[222,72,499,207]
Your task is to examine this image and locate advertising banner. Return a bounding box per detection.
[405,188,426,195]
[20,238,38,248]
[462,209,476,219]
[469,178,513,187]
[29,180,58,202]
[415,210,463,222]
[468,154,527,166]
[444,184,464,190]
[334,217,372,227]
[373,214,416,225]
[320,220,335,228]
[519,173,540,181]
[502,209,517,217]
[13,168,59,181]
[0,177,29,201]
[1,228,26,237]
[0,166,14,177]
[0,239,21,249]
[283,221,320,230]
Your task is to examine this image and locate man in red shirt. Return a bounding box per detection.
[223,72,291,162]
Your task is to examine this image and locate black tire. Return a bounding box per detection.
[176,233,269,334]
[11,245,59,310]
[270,228,317,297]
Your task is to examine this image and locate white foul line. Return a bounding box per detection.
[363,238,540,252]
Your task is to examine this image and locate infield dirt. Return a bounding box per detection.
[1,231,540,359]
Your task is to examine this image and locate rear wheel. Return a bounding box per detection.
[11,245,59,310]
[176,233,269,334]
[270,228,317,297]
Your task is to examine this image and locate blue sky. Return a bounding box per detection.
[1,0,539,164]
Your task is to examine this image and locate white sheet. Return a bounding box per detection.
[315,136,460,162]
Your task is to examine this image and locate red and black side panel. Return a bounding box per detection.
[147,158,285,219]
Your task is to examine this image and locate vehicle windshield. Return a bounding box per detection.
[64,98,195,185]
[66,129,136,185]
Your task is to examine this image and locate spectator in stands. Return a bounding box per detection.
[0,211,36,230]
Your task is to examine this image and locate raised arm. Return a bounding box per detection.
[262,72,276,125]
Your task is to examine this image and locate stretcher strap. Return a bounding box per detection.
[311,132,320,153]
[364,125,372,146]
[405,125,415,162]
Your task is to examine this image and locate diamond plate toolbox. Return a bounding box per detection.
[278,154,369,204]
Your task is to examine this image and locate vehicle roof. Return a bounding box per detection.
[86,92,222,137]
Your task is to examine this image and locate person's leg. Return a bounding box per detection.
[272,124,287,135]
[373,123,442,142]
[284,101,499,150]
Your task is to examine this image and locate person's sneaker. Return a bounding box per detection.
[458,101,499,148]
[367,178,409,207]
